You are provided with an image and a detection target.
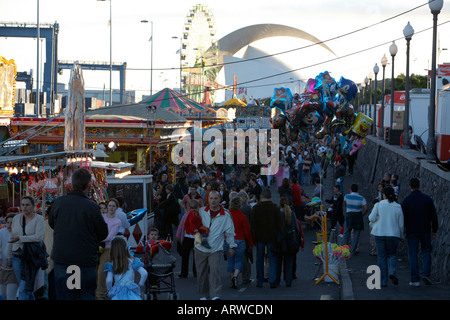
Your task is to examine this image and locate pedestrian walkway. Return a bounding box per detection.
[169,165,450,300]
[337,166,450,300]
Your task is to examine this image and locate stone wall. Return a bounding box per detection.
[355,136,450,284]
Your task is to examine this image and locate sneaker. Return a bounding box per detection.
[389,275,399,285]
[422,277,432,285]
[409,281,421,287]
[211,297,221,300]
[200,297,208,300]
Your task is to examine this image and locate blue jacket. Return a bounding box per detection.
[401,190,438,235]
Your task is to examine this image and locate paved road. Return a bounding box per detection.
[150,173,342,301]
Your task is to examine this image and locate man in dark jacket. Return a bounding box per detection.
[334,158,346,194]
[401,178,438,287]
[325,185,344,230]
[250,188,282,288]
[49,168,108,300]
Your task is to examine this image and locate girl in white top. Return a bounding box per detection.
[368,186,404,287]
[369,188,404,239]
[0,213,19,300]
[8,196,45,300]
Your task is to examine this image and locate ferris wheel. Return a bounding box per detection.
[180,4,219,104]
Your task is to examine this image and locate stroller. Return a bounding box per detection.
[143,240,178,300]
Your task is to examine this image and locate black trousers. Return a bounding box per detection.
[180,237,196,277]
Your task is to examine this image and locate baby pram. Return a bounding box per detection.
[143,240,178,300]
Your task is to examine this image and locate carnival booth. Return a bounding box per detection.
[0,151,133,214]
[107,174,154,250]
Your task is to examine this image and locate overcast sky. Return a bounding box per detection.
[1,0,449,100]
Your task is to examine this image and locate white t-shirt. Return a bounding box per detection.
[115,208,130,234]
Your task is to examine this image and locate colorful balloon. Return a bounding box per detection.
[270,87,294,110]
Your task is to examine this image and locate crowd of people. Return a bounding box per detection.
[0,135,440,299]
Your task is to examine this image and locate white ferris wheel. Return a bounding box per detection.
[180,4,219,104]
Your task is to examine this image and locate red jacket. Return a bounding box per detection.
[292,183,303,206]
[297,219,305,249]
[229,209,254,246]
[184,209,209,235]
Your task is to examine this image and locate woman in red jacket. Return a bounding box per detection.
[225,196,254,289]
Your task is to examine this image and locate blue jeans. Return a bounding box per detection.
[11,256,35,300]
[255,242,278,285]
[224,239,246,273]
[301,172,309,185]
[374,236,400,286]
[343,228,361,256]
[406,233,432,282]
[53,263,96,300]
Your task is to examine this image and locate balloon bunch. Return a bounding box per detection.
[313,243,351,264]
[271,71,373,158]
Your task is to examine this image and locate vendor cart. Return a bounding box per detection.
[107,174,154,250]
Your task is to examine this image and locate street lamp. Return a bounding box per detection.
[364,76,369,115]
[368,71,373,121]
[141,20,153,97]
[389,41,398,133]
[403,21,414,149]
[36,0,40,117]
[146,104,157,194]
[380,54,388,139]
[373,63,379,136]
[358,84,362,111]
[426,0,443,160]
[361,82,366,113]
[172,36,182,91]
[98,0,113,107]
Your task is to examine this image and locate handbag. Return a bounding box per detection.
[285,225,301,254]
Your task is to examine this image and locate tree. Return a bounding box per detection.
[384,73,428,94]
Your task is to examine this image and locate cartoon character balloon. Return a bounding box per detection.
[314,71,337,114]
[351,112,373,139]
[347,113,374,155]
[269,71,372,158]
[326,77,358,116]
[270,87,294,110]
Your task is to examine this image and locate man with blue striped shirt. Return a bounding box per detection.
[343,184,368,256]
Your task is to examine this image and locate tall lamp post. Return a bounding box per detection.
[403,22,414,149]
[358,84,362,111]
[368,71,373,120]
[389,41,398,132]
[360,82,365,112]
[141,20,154,96]
[36,0,40,117]
[373,63,379,136]
[426,0,443,160]
[380,54,388,139]
[147,105,157,211]
[98,0,113,106]
[364,76,369,115]
[172,36,182,91]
